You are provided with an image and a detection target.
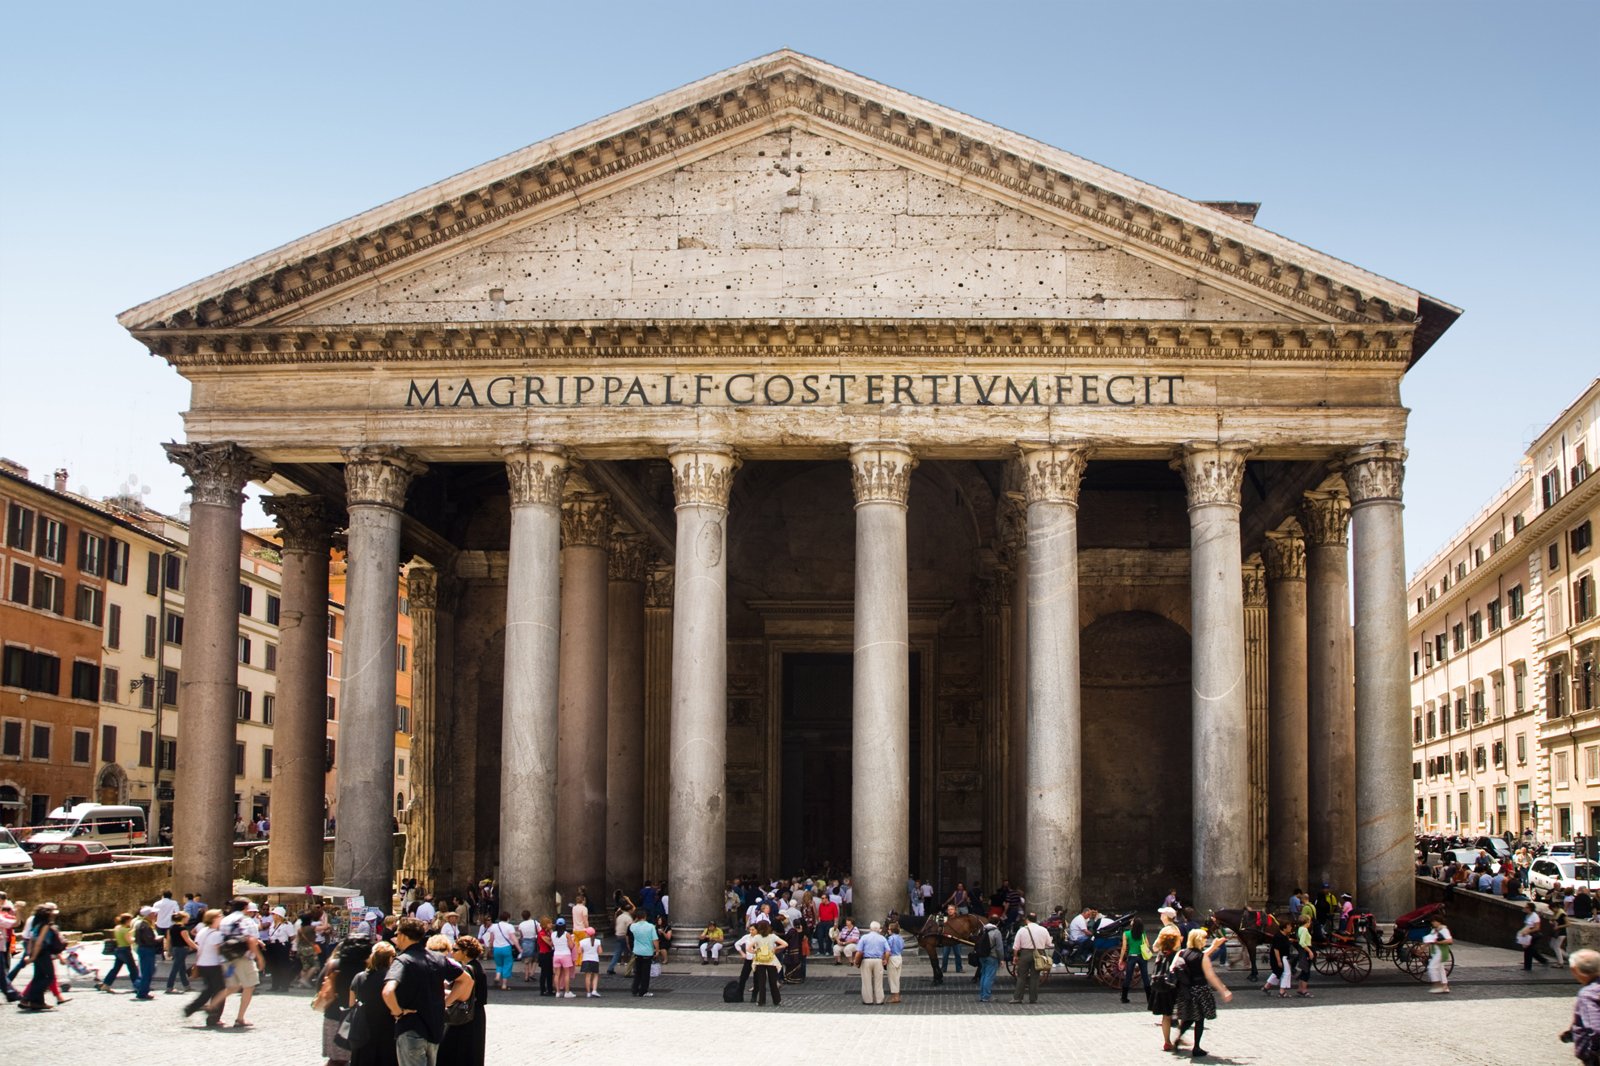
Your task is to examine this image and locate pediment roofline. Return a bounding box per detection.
[119,50,1459,356]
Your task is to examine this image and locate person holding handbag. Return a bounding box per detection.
[1010,912,1052,1005]
[1118,916,1151,1004]
[1172,929,1234,1059]
[348,941,398,1066]
[1149,929,1182,1051]
[482,913,518,991]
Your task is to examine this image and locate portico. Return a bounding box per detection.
[119,50,1456,923]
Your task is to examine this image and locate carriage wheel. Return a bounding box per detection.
[1398,942,1430,980]
[1337,948,1371,983]
[1312,947,1341,976]
[1005,956,1016,978]
[1093,952,1123,989]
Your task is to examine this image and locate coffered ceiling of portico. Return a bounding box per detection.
[119,50,1459,360]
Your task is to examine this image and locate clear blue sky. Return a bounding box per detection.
[1,0,1595,568]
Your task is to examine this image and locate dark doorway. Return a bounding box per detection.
[781,653,853,873]
[779,652,923,878]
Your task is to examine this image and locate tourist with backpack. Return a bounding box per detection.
[748,919,786,1007]
[1149,929,1183,1050]
[973,918,1002,1002]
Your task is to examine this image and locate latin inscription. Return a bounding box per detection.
[403,372,1185,409]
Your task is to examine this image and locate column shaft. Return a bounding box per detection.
[1263,529,1309,903]
[1020,444,1087,915]
[1179,442,1253,910]
[403,567,442,889]
[850,442,916,926]
[1003,496,1029,883]
[605,534,648,901]
[667,445,739,931]
[642,565,674,884]
[556,494,610,899]
[1243,558,1270,906]
[333,446,423,907]
[1347,446,1414,920]
[1302,488,1356,893]
[165,443,266,905]
[499,445,567,916]
[262,495,338,889]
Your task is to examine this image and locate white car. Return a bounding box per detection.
[0,826,33,873]
[1528,857,1600,894]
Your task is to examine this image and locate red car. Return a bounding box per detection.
[28,840,116,869]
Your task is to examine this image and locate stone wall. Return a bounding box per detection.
[1414,877,1536,947]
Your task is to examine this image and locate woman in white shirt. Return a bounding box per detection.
[580,926,603,998]
[484,911,519,991]
[550,918,576,998]
[182,909,224,1021]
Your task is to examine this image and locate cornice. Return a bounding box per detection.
[121,57,1427,339]
[138,319,1414,369]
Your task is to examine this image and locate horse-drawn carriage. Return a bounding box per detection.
[1210,903,1452,984]
[914,911,1135,989]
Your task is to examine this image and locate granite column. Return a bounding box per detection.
[333,446,424,907]
[1346,444,1414,920]
[666,445,739,931]
[1302,486,1355,893]
[1019,443,1088,915]
[556,492,610,900]
[261,494,340,890]
[850,442,916,927]
[498,444,568,916]
[1262,527,1309,903]
[403,566,442,889]
[605,533,649,902]
[1177,441,1253,910]
[164,442,268,904]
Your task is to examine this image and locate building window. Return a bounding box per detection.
[107,603,121,650]
[158,739,176,772]
[1577,574,1597,623]
[1413,650,1420,677]
[325,738,336,771]
[1514,662,1527,711]
[145,551,160,595]
[1545,470,1564,508]
[1517,734,1528,764]
[1,720,21,757]
[235,688,252,722]
[1493,740,1505,767]
[1561,806,1575,840]
[1509,584,1525,620]
[3,647,60,694]
[143,614,157,658]
[101,666,119,703]
[1471,688,1486,724]
[234,742,246,778]
[107,538,129,585]
[262,693,275,726]
[1575,521,1595,556]
[137,673,155,710]
[1413,715,1423,743]
[265,594,280,625]
[1455,696,1468,731]
[70,661,98,701]
[1435,633,1448,662]
[396,644,408,672]
[36,518,66,563]
[327,651,334,677]
[164,554,182,592]
[71,728,91,765]
[1469,611,1483,643]
[1556,750,1571,786]
[262,746,273,780]
[6,503,35,550]
[162,668,178,707]
[1552,542,1563,571]
[1456,561,1468,581]
[1587,746,1600,783]
[164,613,184,646]
[327,616,337,640]
[1579,645,1598,712]
[7,561,28,604]
[264,643,277,672]
[326,696,337,721]
[237,635,252,666]
[1488,598,1502,631]
[1474,745,1487,771]
[1422,641,1433,668]
[399,596,410,616]
[138,730,153,768]
[396,704,410,733]
[30,724,51,760]
[1455,751,1468,775]
[77,532,105,577]
[238,583,254,617]
[1492,672,1505,716]
[1452,623,1465,654]
[1551,659,1569,718]
[1426,708,1437,739]
[1412,761,1422,780]
[32,571,64,614]
[74,585,104,626]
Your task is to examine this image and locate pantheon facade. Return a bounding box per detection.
[120,52,1458,928]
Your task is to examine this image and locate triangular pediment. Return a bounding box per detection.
[283,129,1291,325]
[120,50,1458,354]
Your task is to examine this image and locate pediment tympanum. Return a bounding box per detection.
[283,130,1290,326]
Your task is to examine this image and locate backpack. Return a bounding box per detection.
[722,979,743,1004]
[974,926,994,958]
[753,937,776,965]
[1154,953,1180,990]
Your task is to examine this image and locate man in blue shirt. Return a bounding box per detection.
[976,920,1002,1002]
[856,920,889,1004]
[629,914,660,998]
[884,920,906,1003]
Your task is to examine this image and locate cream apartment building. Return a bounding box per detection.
[1532,379,1600,843]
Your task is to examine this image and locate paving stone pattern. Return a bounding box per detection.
[10,942,1574,1065]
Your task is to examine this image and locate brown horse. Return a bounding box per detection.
[1208,908,1276,981]
[916,913,989,984]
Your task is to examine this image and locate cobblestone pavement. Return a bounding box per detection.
[9,942,1573,1066]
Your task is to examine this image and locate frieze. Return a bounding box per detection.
[559,493,611,549]
[1300,488,1352,547]
[1262,528,1307,581]
[261,493,342,552]
[1343,442,1407,504]
[342,445,425,509]
[136,63,1403,335]
[668,444,739,509]
[1019,443,1089,506]
[849,442,916,506]
[1174,441,1253,508]
[164,441,269,509]
[502,443,568,507]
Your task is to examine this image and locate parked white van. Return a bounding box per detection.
[26,803,148,849]
[0,825,32,873]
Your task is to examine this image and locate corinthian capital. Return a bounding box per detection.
[849,441,917,507]
[560,492,611,548]
[1174,441,1253,509]
[1018,442,1089,506]
[668,444,739,510]
[645,564,675,608]
[164,441,269,509]
[608,532,650,583]
[1299,487,1351,547]
[406,566,439,611]
[502,442,568,507]
[342,445,426,509]
[1242,555,1268,607]
[1342,442,1407,505]
[261,494,343,553]
[1262,527,1307,580]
